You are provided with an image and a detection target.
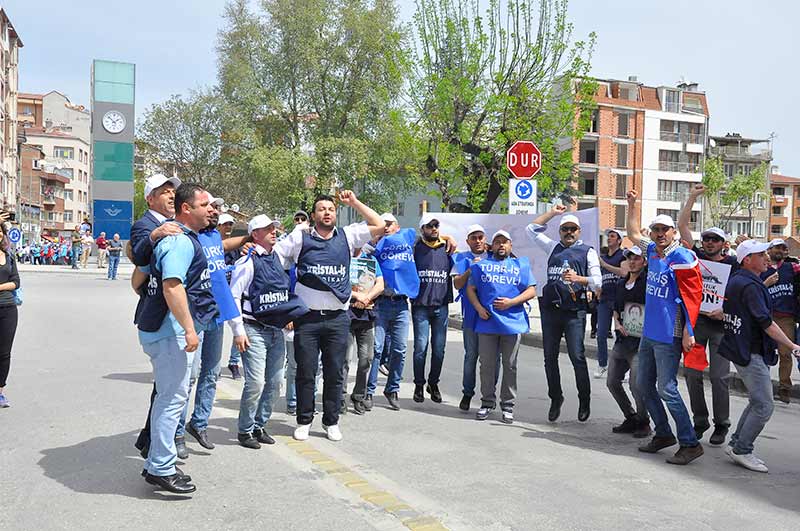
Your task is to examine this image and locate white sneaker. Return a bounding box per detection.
[593,367,607,379]
[293,424,311,441]
[729,451,768,473]
[323,423,342,442]
[501,410,514,424]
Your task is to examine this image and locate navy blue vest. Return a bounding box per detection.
[137,231,219,333]
[600,248,624,302]
[720,270,778,366]
[198,229,240,323]
[297,228,351,303]
[761,261,797,316]
[542,242,590,311]
[412,241,453,307]
[245,250,309,328]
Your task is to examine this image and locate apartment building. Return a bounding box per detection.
[19,143,69,240]
[0,9,22,214]
[768,173,800,240]
[18,92,43,128]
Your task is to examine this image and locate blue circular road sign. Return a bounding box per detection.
[515,180,533,200]
[8,227,21,244]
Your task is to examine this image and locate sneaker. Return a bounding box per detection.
[340,399,348,415]
[775,389,791,404]
[728,448,768,472]
[252,428,275,445]
[383,390,401,411]
[638,435,678,453]
[607,331,613,338]
[426,383,442,403]
[693,421,711,441]
[476,406,492,421]
[350,396,366,415]
[633,420,652,439]
[323,423,343,442]
[666,444,704,465]
[364,395,373,411]
[237,432,262,449]
[590,330,597,339]
[413,384,425,403]
[228,364,242,380]
[379,364,390,376]
[593,367,607,379]
[293,424,311,441]
[709,425,729,447]
[286,405,297,415]
[501,410,514,424]
[0,394,9,408]
[612,417,638,434]
[459,394,471,412]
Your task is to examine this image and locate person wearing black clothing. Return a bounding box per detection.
[0,220,21,408]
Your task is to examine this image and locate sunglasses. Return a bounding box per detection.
[560,225,579,233]
[424,221,440,229]
[294,216,307,223]
[702,236,723,243]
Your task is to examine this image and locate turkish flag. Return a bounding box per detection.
[684,343,708,371]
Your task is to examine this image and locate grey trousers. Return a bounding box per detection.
[606,338,648,421]
[684,316,731,428]
[478,333,521,410]
[344,323,375,400]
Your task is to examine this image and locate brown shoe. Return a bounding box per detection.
[776,389,791,404]
[638,435,677,453]
[666,444,704,465]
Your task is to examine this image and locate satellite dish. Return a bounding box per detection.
[230,204,240,213]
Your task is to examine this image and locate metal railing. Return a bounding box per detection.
[664,102,680,113]
[658,161,701,173]
[659,131,703,144]
[42,194,56,205]
[708,145,772,159]
[657,190,690,202]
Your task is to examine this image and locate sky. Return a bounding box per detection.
[8,0,799,173]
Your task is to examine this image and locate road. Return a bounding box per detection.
[2,268,800,530]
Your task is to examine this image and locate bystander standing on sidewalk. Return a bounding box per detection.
[107,234,123,280]
[80,231,93,268]
[0,217,21,408]
[96,232,109,269]
[70,226,82,269]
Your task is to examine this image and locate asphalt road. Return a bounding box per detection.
[2,268,800,530]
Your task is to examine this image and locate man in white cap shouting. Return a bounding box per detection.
[528,205,601,423]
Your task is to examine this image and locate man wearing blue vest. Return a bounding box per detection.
[136,183,218,494]
[467,230,537,423]
[596,229,626,378]
[625,189,705,465]
[229,214,309,449]
[527,206,601,423]
[452,224,489,411]
[275,191,384,441]
[719,239,800,472]
[761,238,800,404]
[411,214,454,404]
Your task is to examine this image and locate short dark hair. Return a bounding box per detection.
[175,183,206,213]
[312,194,335,213]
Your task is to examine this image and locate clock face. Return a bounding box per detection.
[102,110,126,134]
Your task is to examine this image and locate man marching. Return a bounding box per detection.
[596,229,626,378]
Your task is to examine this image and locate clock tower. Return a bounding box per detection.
[90,60,135,239]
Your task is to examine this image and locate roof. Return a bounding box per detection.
[41,172,71,184]
[710,134,770,144]
[22,126,89,145]
[18,93,44,101]
[771,174,800,185]
[589,78,709,115]
[0,9,23,47]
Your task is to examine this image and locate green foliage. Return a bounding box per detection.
[702,156,769,231]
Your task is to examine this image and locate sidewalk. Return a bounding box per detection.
[17,258,135,276]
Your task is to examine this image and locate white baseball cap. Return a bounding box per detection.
[491,229,512,242]
[559,214,581,228]
[736,239,770,264]
[419,214,440,228]
[605,228,624,238]
[649,214,675,229]
[207,194,225,207]
[144,174,181,199]
[623,246,643,258]
[247,214,282,235]
[466,224,485,236]
[218,213,235,225]
[381,213,398,223]
[769,238,787,248]
[700,227,726,240]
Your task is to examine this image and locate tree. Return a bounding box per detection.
[408,0,596,212]
[702,156,769,232]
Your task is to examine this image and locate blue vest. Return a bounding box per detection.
[600,248,625,302]
[454,251,483,330]
[297,228,351,303]
[374,228,420,298]
[720,270,778,366]
[470,256,531,335]
[137,231,219,333]
[642,243,695,344]
[542,242,590,311]
[198,229,239,323]
[245,250,309,328]
[412,241,453,307]
[761,261,797,315]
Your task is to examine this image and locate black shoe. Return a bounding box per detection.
[383,391,401,411]
[607,331,613,338]
[228,364,242,380]
[134,432,150,459]
[775,389,791,404]
[694,421,711,441]
[612,416,638,434]
[364,395,373,411]
[286,405,297,415]
[638,435,678,453]
[340,399,348,415]
[459,394,471,412]
[548,396,564,422]
[709,425,729,447]
[633,419,652,439]
[590,330,597,338]
[252,428,275,445]
[237,432,261,449]
[186,423,215,450]
[666,443,704,465]
[144,472,196,494]
[142,466,191,483]
[175,437,189,459]
[413,385,425,403]
[427,383,442,403]
[578,400,590,422]
[351,396,366,415]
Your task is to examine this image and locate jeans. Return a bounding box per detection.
[238,322,285,433]
[462,327,480,397]
[142,333,201,476]
[294,311,350,426]
[188,322,224,431]
[478,333,520,410]
[0,305,18,388]
[411,304,449,386]
[344,322,375,399]
[684,316,731,428]
[285,339,297,409]
[637,336,697,447]
[539,303,591,402]
[368,297,410,395]
[606,337,648,421]
[228,342,241,366]
[730,354,774,455]
[596,300,614,367]
[71,246,80,268]
[107,255,120,279]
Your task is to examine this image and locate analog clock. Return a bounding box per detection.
[102,110,126,134]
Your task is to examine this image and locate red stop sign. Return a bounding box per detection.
[506,140,542,179]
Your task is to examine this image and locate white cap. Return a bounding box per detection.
[559,214,581,228]
[623,246,643,258]
[207,194,225,207]
[769,238,787,248]
[419,213,439,228]
[736,239,770,264]
[649,214,675,229]
[380,213,398,223]
[701,227,726,240]
[466,224,485,236]
[491,229,512,242]
[144,174,181,199]
[218,213,235,225]
[247,214,282,235]
[605,228,624,238]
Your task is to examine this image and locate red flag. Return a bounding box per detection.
[684,343,708,371]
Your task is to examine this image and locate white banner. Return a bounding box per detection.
[426,209,600,287]
[699,259,731,313]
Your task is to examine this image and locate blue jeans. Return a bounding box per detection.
[107,255,120,279]
[71,246,80,268]
[368,297,410,395]
[142,333,201,476]
[188,322,224,431]
[730,354,774,455]
[596,299,614,367]
[228,342,241,366]
[540,304,591,402]
[238,322,285,433]
[637,336,698,447]
[412,304,449,386]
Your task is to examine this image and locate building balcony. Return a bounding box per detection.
[708,145,772,161]
[40,220,65,230]
[658,161,701,173]
[42,194,56,205]
[657,190,691,203]
[659,131,703,144]
[770,215,789,226]
[772,196,788,207]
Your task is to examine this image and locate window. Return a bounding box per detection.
[754,221,766,238]
[55,167,74,179]
[64,190,73,201]
[657,179,690,202]
[658,208,698,230]
[773,187,786,197]
[665,90,680,112]
[614,205,627,229]
[22,105,33,116]
[686,153,700,172]
[771,225,783,235]
[723,164,735,178]
[772,206,782,215]
[755,193,766,209]
[579,141,596,164]
[684,95,703,112]
[660,120,679,142]
[53,146,75,159]
[741,165,753,176]
[391,201,404,217]
[579,171,596,196]
[617,113,629,137]
[617,143,628,168]
[686,123,702,143]
[615,175,628,199]
[587,110,598,133]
